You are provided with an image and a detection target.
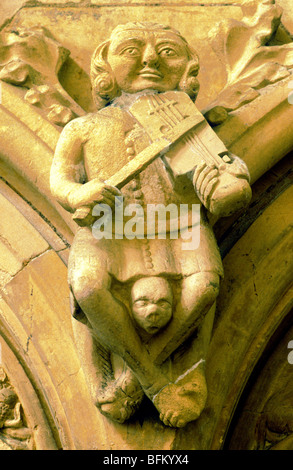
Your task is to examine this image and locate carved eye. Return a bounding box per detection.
[122,47,140,57]
[159,48,177,58]
[157,300,171,309]
[134,300,149,308]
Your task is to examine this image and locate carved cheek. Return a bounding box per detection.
[160,307,171,318]
[132,306,147,320]
[165,58,188,74]
[158,60,187,87]
[113,60,140,85]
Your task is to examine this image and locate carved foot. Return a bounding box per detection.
[152,378,207,428]
[97,370,144,423]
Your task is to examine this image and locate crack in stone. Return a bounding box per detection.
[25,333,33,353]
[0,248,51,298]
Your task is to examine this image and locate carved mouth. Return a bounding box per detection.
[146,325,160,334]
[139,69,162,79]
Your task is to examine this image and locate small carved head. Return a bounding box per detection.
[131,276,173,335]
[0,388,18,426]
[91,22,200,109]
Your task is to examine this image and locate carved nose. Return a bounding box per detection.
[147,314,159,326]
[141,45,159,67]
[146,304,159,318]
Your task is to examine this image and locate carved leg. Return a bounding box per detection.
[96,364,145,423]
[71,267,219,427]
[71,315,144,423]
[70,271,172,420]
[143,272,219,427]
[152,302,216,427]
[147,271,220,365]
[71,315,112,401]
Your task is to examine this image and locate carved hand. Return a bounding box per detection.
[86,180,121,209]
[69,178,121,210]
[193,152,252,217]
[70,178,122,226]
[2,402,22,429]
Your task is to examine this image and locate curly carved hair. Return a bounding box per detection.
[91,22,200,109]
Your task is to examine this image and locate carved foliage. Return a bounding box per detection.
[0,26,82,127]
[204,0,293,124]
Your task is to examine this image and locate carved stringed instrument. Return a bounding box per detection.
[73,91,251,226]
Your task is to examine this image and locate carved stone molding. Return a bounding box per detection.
[0,336,58,450]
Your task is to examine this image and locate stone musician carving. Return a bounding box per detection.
[50,22,252,427]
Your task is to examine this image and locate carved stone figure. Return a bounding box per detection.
[50,21,252,428]
[256,384,293,450]
[0,369,33,450]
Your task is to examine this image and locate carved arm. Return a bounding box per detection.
[50,120,120,217]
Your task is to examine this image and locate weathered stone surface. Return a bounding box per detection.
[0,193,49,287]
[278,0,293,32]
[0,0,292,450]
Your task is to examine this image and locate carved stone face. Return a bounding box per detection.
[131,277,173,335]
[0,388,17,426]
[107,28,189,94]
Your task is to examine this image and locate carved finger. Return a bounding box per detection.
[14,402,21,419]
[202,176,219,205]
[161,415,173,427]
[201,169,219,201]
[93,194,116,209]
[176,418,186,428]
[196,165,216,195]
[193,162,207,187]
[165,410,177,427]
[159,411,170,426]
[102,196,117,209]
[201,168,219,193]
[102,188,121,204]
[103,183,122,196]
[159,413,168,425]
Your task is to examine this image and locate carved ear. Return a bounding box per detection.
[178,58,200,102]
[90,40,120,108]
